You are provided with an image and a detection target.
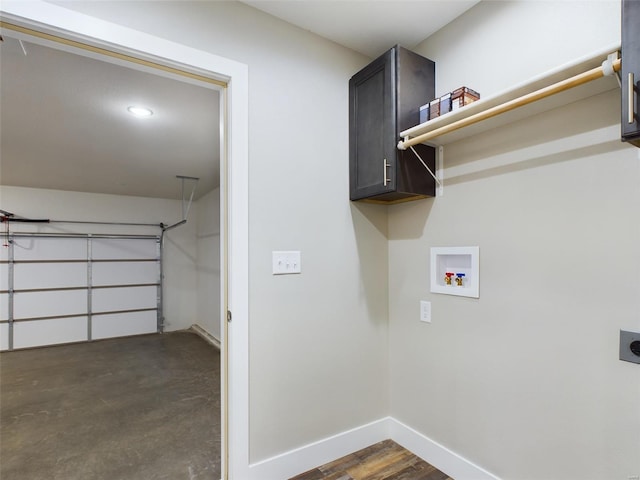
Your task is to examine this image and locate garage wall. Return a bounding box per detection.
[388,2,640,479]
[196,187,221,341]
[0,185,198,333]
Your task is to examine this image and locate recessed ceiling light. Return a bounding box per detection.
[127,106,154,118]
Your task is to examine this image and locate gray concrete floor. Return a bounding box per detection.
[0,331,221,480]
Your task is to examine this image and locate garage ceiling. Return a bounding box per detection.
[0,35,220,200]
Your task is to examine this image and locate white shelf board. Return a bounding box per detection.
[400,44,621,147]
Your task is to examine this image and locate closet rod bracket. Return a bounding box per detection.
[602,51,622,87]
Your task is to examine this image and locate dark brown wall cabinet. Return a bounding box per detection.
[622,0,640,147]
[349,46,436,203]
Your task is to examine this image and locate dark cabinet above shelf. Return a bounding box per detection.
[349,46,436,204]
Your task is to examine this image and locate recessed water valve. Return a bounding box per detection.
[455,273,465,286]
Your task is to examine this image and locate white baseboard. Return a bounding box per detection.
[190,324,221,349]
[247,417,389,480]
[389,417,501,480]
[246,416,500,480]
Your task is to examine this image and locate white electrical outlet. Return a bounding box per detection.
[272,251,301,275]
[420,301,431,323]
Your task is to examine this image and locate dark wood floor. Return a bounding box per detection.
[289,439,453,480]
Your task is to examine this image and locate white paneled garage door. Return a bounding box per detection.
[0,234,161,351]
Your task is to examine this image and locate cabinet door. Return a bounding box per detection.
[349,49,397,200]
[622,0,640,146]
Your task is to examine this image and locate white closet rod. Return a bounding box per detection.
[398,56,621,150]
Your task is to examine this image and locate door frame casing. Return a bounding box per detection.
[0,3,251,479]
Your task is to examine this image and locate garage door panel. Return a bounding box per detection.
[14,290,87,319]
[12,237,87,261]
[0,323,8,350]
[92,262,158,286]
[2,235,160,349]
[92,285,157,313]
[13,317,87,349]
[0,293,8,321]
[92,310,157,340]
[14,263,87,290]
[0,264,7,291]
[92,238,157,260]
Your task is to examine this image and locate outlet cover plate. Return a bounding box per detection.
[420,301,431,323]
[620,330,640,364]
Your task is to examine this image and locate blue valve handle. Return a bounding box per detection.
[456,273,465,277]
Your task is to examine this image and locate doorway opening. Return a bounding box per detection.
[0,15,246,479]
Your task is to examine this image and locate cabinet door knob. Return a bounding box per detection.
[383,159,391,186]
[629,72,635,125]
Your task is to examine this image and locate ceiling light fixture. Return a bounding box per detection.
[127,105,154,118]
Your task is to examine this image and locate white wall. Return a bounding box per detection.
[46,0,390,464]
[417,0,621,99]
[388,1,640,479]
[0,185,199,332]
[196,187,221,341]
